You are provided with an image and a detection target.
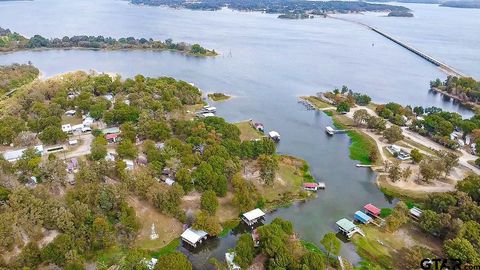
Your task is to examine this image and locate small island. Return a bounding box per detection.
[387,11,414,17]
[278,13,313,19]
[0,27,217,56]
[207,92,231,101]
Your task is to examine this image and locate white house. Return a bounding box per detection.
[71,124,84,132]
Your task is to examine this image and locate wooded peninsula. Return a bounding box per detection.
[0,27,217,56]
[131,0,411,17]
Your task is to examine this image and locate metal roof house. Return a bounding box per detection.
[242,208,266,226]
[2,145,44,162]
[410,207,423,220]
[181,228,208,247]
[102,127,120,135]
[364,203,381,217]
[354,211,373,224]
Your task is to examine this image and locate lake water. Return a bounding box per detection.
[1,0,478,268]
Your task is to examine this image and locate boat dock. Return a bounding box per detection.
[325,126,347,135]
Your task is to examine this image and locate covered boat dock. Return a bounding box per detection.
[242,208,266,226]
[336,218,364,238]
[181,228,208,247]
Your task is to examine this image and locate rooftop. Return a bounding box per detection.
[242,208,266,221]
[364,203,381,216]
[336,218,356,232]
[181,228,208,244]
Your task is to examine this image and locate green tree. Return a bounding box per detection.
[320,232,341,265]
[154,252,192,270]
[353,109,369,126]
[200,190,218,214]
[301,251,325,270]
[193,211,222,236]
[456,175,480,202]
[16,242,42,268]
[437,150,459,177]
[234,234,255,268]
[410,149,423,163]
[258,154,278,185]
[383,125,403,143]
[41,234,74,266]
[388,161,402,182]
[117,139,138,159]
[90,136,108,161]
[443,238,480,265]
[385,201,409,232]
[38,125,67,144]
[123,248,149,270]
[120,122,137,142]
[232,175,260,213]
[336,102,350,113]
[419,210,442,235]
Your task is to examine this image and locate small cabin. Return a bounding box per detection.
[242,208,266,226]
[268,131,281,142]
[354,211,372,224]
[181,228,208,247]
[409,207,423,220]
[364,203,381,218]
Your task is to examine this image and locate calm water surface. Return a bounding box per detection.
[0,0,478,268]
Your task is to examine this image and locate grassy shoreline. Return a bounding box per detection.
[0,46,218,57]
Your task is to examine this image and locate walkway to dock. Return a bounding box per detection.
[328,16,466,78]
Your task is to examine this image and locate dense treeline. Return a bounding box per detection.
[431,76,480,104]
[0,68,282,268]
[233,218,331,269]
[131,0,410,15]
[415,175,480,264]
[0,27,216,56]
[0,63,39,94]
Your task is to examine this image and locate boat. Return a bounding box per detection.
[325,126,335,135]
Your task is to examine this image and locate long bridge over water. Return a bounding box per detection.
[329,16,466,78]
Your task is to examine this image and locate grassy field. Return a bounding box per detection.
[377,175,428,201]
[127,196,183,251]
[352,223,443,269]
[301,96,332,109]
[234,121,264,141]
[256,155,311,209]
[330,112,380,166]
[208,92,231,101]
